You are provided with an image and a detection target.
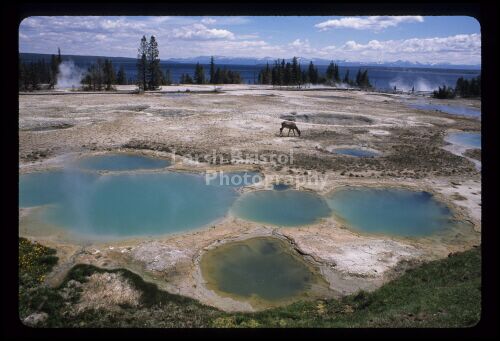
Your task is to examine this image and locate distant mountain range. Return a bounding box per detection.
[20,53,481,70]
[167,56,481,70]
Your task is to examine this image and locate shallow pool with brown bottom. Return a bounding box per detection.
[200,237,333,309]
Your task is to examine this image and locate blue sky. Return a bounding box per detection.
[19,16,481,65]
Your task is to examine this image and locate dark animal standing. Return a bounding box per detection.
[280,121,301,137]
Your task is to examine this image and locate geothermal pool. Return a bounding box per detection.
[77,153,171,171]
[20,154,466,239]
[326,188,457,237]
[200,237,323,303]
[445,132,481,149]
[19,155,261,238]
[231,190,332,226]
[273,183,290,191]
[408,102,481,119]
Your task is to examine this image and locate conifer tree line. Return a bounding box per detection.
[178,57,242,85]
[81,58,117,91]
[257,58,373,88]
[432,74,481,99]
[454,75,481,98]
[19,48,62,91]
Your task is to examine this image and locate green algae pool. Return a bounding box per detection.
[200,237,329,306]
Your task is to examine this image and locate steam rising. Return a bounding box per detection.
[56,61,84,89]
[388,76,439,92]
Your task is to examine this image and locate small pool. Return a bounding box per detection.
[273,183,290,191]
[445,132,481,149]
[77,154,171,171]
[408,102,481,119]
[200,237,322,303]
[326,187,457,237]
[333,148,378,157]
[231,190,332,226]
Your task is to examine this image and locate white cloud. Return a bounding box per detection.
[172,23,235,40]
[315,16,424,31]
[289,38,306,48]
[18,16,480,65]
[287,38,317,55]
[200,18,216,25]
[327,33,481,64]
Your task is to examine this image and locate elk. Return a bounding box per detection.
[279,121,301,137]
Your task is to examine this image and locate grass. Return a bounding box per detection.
[19,237,60,320]
[19,237,481,328]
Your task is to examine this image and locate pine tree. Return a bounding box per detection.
[355,69,371,88]
[29,62,41,90]
[283,62,292,85]
[147,36,162,90]
[194,63,205,84]
[271,60,280,86]
[213,67,222,84]
[308,61,318,84]
[163,69,172,85]
[326,61,335,83]
[433,85,455,99]
[343,69,350,84]
[116,65,126,85]
[362,70,371,88]
[334,64,340,83]
[49,54,59,89]
[455,75,480,98]
[355,69,362,86]
[279,59,285,85]
[301,70,308,85]
[209,56,215,84]
[291,57,301,86]
[137,36,148,90]
[103,59,116,90]
[263,62,272,84]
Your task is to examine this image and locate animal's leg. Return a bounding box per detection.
[288,128,291,136]
[292,129,296,136]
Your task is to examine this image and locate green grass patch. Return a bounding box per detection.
[19,237,60,320]
[230,246,481,328]
[19,237,481,328]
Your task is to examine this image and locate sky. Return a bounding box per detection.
[19,16,481,65]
